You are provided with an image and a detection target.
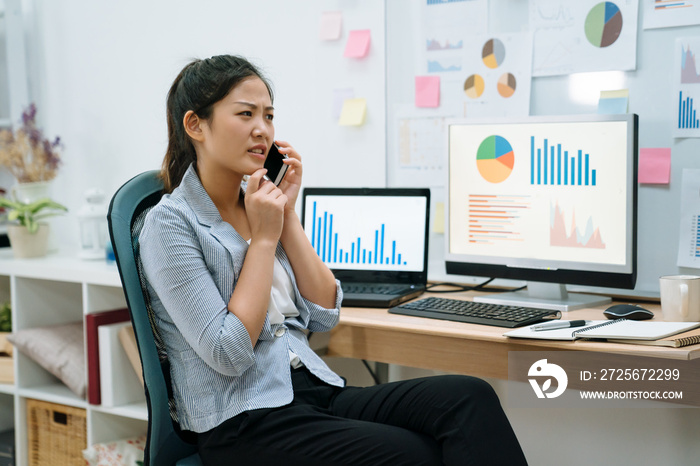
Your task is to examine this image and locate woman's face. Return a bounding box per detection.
[196,76,274,178]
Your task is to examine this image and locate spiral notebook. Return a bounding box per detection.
[607,327,700,348]
[504,319,700,342]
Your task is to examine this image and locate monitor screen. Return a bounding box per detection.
[301,188,431,285]
[446,114,638,310]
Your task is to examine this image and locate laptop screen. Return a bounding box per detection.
[301,188,431,284]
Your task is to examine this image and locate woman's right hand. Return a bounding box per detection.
[245,169,288,245]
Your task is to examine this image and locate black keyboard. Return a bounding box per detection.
[389,297,561,328]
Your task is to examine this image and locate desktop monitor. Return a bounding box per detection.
[446,113,638,311]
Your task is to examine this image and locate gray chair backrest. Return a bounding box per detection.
[107,170,202,466]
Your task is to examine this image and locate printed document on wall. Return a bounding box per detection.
[677,169,700,268]
[392,105,456,187]
[459,32,533,118]
[421,0,488,77]
[674,37,700,138]
[530,0,638,77]
[643,0,700,29]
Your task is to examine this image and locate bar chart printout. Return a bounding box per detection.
[678,213,700,266]
[677,169,700,268]
[530,136,597,186]
[678,90,700,129]
[692,215,700,259]
[305,196,426,272]
[675,39,700,137]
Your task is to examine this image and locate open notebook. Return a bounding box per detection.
[504,319,700,341]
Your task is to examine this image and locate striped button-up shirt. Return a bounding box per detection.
[139,165,344,433]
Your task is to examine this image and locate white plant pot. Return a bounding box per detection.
[11,180,52,203]
[7,224,50,258]
[10,181,58,253]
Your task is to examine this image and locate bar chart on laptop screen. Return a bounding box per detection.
[303,195,427,272]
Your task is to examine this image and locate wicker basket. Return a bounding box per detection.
[26,399,87,466]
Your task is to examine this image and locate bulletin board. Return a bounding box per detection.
[385,0,700,296]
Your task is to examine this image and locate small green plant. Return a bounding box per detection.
[0,196,67,233]
[0,302,10,332]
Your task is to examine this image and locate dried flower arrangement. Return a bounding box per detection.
[0,103,62,183]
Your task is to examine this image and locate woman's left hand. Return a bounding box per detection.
[275,140,303,213]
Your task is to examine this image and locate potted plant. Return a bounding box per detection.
[0,196,67,258]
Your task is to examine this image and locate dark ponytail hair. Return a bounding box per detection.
[161,55,274,193]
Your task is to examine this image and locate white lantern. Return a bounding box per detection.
[77,189,108,260]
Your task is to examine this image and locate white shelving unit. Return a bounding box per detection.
[0,249,147,465]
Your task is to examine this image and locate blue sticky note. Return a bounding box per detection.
[598,97,628,114]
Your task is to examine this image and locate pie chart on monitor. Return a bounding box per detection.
[476,135,514,183]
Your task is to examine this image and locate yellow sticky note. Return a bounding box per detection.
[433,202,445,233]
[339,98,367,126]
[600,89,629,99]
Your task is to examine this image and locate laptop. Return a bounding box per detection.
[301,187,430,308]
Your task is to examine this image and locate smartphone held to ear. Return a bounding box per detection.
[263,143,289,186]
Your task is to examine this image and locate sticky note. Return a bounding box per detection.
[639,148,671,184]
[320,11,342,41]
[598,97,628,114]
[332,88,355,119]
[433,202,445,234]
[415,76,440,108]
[601,89,629,99]
[598,89,629,114]
[339,98,367,126]
[344,30,371,58]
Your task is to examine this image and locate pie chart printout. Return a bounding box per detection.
[482,38,505,69]
[497,73,516,98]
[464,74,485,99]
[584,2,623,48]
[476,135,515,183]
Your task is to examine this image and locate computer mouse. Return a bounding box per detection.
[603,304,654,320]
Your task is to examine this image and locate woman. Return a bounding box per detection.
[140,54,528,465]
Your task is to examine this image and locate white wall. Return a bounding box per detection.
[22,0,386,249]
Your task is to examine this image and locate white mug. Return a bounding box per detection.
[659,275,700,322]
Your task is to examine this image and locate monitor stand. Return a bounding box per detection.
[473,282,611,312]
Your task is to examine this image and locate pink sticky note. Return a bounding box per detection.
[320,11,342,41]
[639,148,671,184]
[415,76,440,108]
[344,30,371,58]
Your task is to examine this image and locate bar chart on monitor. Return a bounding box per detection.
[530,136,598,187]
[304,195,427,272]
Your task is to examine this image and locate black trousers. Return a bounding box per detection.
[198,367,527,466]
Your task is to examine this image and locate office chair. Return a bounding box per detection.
[107,170,203,466]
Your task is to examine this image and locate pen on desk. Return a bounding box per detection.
[531,320,588,332]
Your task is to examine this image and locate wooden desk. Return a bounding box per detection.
[327,291,700,380]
